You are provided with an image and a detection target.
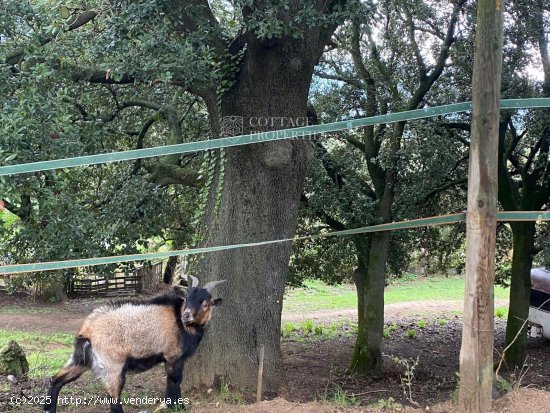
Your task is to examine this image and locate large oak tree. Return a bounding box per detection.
[1,0,352,390]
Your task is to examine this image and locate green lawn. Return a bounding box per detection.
[283,276,509,313]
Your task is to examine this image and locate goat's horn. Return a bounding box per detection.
[188,275,199,288]
[203,280,226,293]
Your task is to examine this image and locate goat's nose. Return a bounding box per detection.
[182,310,192,321]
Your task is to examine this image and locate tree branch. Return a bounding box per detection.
[442,122,471,147]
[505,118,526,161]
[534,4,550,95]
[524,132,547,176]
[314,70,362,88]
[345,135,366,152]
[315,142,345,190]
[102,100,162,123]
[144,164,201,187]
[300,193,347,232]
[416,24,445,40]
[403,5,427,82]
[72,69,136,85]
[132,115,160,174]
[5,11,98,65]
[498,119,520,210]
[445,122,471,132]
[2,196,32,221]
[407,0,466,111]
[179,0,226,56]
[422,178,467,202]
[350,20,386,195]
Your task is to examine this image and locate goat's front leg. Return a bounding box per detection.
[164,357,185,409]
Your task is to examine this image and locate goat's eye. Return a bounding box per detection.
[201,302,209,308]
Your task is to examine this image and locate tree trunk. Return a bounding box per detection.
[349,232,389,374]
[184,35,329,391]
[163,255,178,284]
[349,160,395,375]
[348,235,370,373]
[504,221,536,368]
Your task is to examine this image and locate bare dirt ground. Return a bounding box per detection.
[1,292,549,413]
[191,388,550,413]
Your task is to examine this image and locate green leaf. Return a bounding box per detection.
[60,6,70,19]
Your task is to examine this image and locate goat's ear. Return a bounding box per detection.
[211,298,223,307]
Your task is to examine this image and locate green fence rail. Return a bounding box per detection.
[1,98,550,274]
[1,98,550,177]
[1,211,549,274]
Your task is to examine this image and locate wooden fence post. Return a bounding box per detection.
[256,344,265,403]
[459,0,504,412]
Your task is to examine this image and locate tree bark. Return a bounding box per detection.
[348,232,390,374]
[163,255,178,285]
[504,221,536,368]
[184,32,331,391]
[348,235,371,374]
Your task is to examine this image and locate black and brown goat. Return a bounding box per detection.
[44,276,225,413]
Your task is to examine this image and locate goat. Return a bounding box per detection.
[43,275,225,413]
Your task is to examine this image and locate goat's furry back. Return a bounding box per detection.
[77,292,185,362]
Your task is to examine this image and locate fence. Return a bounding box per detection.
[66,261,163,297]
[0,98,549,276]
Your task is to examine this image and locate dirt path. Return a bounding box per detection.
[0,312,83,334]
[0,299,509,334]
[282,298,509,322]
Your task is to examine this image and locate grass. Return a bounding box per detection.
[282,320,357,341]
[301,319,315,335]
[282,321,300,337]
[318,385,358,407]
[283,276,509,313]
[416,319,427,328]
[283,279,356,313]
[495,306,509,319]
[383,322,398,338]
[0,275,509,383]
[405,329,417,339]
[370,397,403,410]
[217,382,245,404]
[386,277,508,303]
[0,329,73,377]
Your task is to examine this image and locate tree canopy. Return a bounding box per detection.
[1,0,549,388]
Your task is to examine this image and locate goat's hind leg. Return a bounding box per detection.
[44,336,91,413]
[95,363,126,413]
[44,361,89,413]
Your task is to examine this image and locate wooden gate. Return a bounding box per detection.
[67,261,163,297]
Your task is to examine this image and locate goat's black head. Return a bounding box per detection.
[180,275,225,327]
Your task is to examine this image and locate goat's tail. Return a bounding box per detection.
[72,335,93,367]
